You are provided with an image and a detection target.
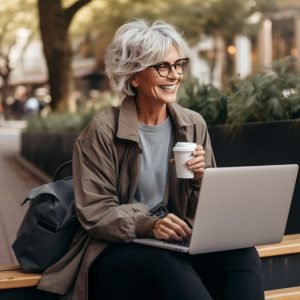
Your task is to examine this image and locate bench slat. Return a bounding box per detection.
[0,234,300,291]
[0,265,21,272]
[257,234,300,258]
[0,270,41,290]
[265,286,300,299]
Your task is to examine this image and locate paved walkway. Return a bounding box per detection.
[0,122,45,265]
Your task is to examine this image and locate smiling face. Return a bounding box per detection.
[131,45,185,108]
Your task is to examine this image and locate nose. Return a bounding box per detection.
[167,66,180,79]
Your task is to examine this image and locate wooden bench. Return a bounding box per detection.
[256,234,300,258]
[1,235,300,299]
[0,265,57,300]
[258,234,300,299]
[0,264,40,290]
[2,267,300,300]
[265,286,300,299]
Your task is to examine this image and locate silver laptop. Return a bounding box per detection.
[133,164,299,254]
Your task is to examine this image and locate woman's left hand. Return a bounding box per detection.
[170,144,206,178]
[186,144,205,178]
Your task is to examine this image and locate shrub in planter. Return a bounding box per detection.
[227,58,300,125]
[179,58,300,126]
[25,90,121,133]
[178,78,228,125]
[26,109,97,133]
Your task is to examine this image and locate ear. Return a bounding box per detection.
[130,75,139,88]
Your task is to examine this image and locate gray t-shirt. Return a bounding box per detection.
[132,117,172,210]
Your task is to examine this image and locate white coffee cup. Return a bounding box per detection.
[173,142,197,178]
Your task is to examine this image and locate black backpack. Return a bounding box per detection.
[12,161,79,273]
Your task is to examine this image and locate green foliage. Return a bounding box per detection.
[26,108,97,132]
[227,58,300,124]
[178,78,228,125]
[25,91,121,132]
[179,58,300,126]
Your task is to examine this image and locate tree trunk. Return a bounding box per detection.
[38,0,76,112]
[1,74,10,110]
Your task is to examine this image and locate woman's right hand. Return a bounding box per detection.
[152,213,192,241]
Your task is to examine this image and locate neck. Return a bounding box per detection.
[136,101,168,126]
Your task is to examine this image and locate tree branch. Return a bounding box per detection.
[65,0,92,27]
[0,52,11,78]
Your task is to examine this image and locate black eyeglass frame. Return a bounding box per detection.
[149,58,190,77]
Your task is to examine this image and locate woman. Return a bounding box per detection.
[38,20,264,300]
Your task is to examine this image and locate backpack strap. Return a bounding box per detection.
[52,160,72,181]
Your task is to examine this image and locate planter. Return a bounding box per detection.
[208,119,300,235]
[21,131,78,178]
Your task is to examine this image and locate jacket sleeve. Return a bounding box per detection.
[72,122,156,242]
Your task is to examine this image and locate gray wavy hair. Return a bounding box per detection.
[104,19,190,96]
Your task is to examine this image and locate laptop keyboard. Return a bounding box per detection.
[162,240,190,247]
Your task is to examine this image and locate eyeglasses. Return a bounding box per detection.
[149,58,189,77]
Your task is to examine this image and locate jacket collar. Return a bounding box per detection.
[117,96,140,143]
[167,101,195,129]
[116,96,195,142]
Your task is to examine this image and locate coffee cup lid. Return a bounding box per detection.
[173,142,197,152]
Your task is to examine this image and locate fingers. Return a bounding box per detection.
[171,144,205,177]
[153,213,192,241]
[186,144,205,177]
[169,158,175,165]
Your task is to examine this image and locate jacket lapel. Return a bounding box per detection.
[116,96,140,144]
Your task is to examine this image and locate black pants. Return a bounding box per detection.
[89,243,264,300]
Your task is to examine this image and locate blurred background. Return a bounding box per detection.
[0,0,299,126]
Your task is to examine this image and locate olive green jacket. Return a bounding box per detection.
[38,96,216,299]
